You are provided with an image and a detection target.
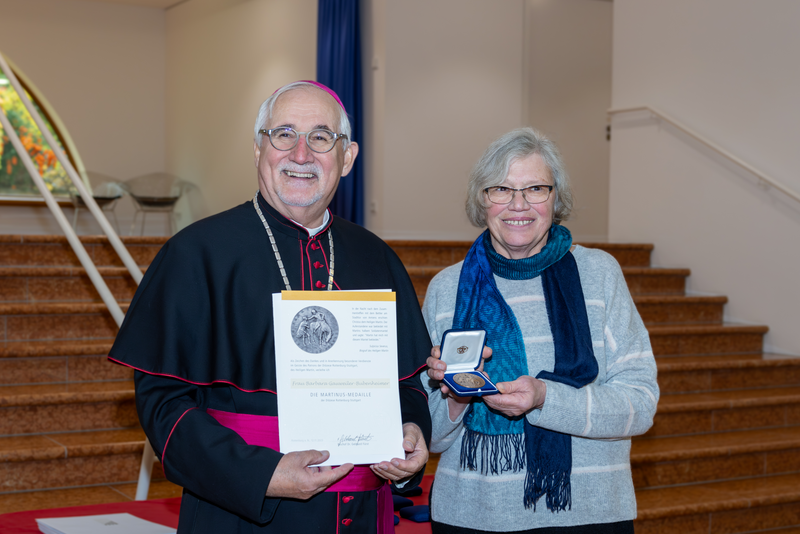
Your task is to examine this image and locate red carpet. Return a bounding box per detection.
[0,498,180,534]
[0,476,434,533]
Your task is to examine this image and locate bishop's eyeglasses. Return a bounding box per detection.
[484,185,554,205]
[259,127,348,153]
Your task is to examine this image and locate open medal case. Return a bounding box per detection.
[440,329,498,397]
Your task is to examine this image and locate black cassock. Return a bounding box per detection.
[109,193,432,533]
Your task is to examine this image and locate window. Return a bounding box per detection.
[0,66,80,200]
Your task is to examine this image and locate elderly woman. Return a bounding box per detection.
[423,127,659,534]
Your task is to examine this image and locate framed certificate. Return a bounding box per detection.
[272,291,405,466]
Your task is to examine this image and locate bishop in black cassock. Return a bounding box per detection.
[109,81,431,533]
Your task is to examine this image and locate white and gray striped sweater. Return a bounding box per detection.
[422,245,659,532]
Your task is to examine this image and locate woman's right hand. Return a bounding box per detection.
[427,345,493,392]
[426,345,448,382]
[427,345,492,419]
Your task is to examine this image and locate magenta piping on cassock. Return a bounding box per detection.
[162,407,198,476]
[400,363,429,385]
[107,357,278,394]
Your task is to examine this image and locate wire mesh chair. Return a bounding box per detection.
[70,171,125,234]
[122,172,188,236]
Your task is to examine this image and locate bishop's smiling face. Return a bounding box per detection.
[485,153,555,260]
[254,87,357,227]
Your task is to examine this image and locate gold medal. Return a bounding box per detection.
[453,372,485,389]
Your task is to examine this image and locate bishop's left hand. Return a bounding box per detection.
[370,423,428,483]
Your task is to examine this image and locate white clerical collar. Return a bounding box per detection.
[292,210,330,237]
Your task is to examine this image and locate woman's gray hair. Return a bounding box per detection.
[253,81,351,149]
[466,127,573,227]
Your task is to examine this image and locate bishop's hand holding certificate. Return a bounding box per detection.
[272,290,405,466]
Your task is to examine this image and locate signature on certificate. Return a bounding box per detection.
[338,433,374,446]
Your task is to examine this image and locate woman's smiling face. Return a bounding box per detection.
[484,153,555,260]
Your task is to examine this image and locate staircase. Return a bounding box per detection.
[2,236,800,533]
[0,235,176,514]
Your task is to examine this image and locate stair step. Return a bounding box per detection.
[0,429,164,493]
[632,426,800,488]
[647,324,768,356]
[648,386,800,438]
[0,340,122,387]
[657,353,800,393]
[0,339,114,358]
[0,480,181,514]
[634,472,800,533]
[622,267,690,295]
[634,295,727,325]
[0,354,130,387]
[0,381,135,408]
[0,267,138,303]
[388,240,472,268]
[0,381,136,437]
[0,235,166,268]
[0,303,126,342]
[0,428,145,462]
[577,242,653,267]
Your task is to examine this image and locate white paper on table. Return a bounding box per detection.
[35,513,175,534]
[272,290,405,466]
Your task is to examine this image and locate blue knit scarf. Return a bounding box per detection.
[453,225,598,511]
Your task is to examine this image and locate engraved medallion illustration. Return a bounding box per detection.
[291,306,339,354]
[453,373,485,389]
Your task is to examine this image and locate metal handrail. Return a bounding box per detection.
[1,51,153,500]
[608,105,800,205]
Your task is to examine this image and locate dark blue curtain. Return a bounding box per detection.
[317,0,364,225]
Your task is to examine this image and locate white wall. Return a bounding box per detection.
[0,0,166,234]
[525,0,612,243]
[165,0,317,227]
[610,0,800,354]
[366,0,525,241]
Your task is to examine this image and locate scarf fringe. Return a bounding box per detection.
[460,428,526,475]
[523,464,572,512]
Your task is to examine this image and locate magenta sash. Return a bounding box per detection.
[207,409,393,533]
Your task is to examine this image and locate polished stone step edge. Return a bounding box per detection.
[0,267,132,277]
[0,429,146,463]
[657,354,800,371]
[632,426,800,463]
[657,386,800,413]
[0,303,129,315]
[634,295,727,304]
[635,472,800,520]
[0,382,134,407]
[0,340,113,359]
[648,324,769,336]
